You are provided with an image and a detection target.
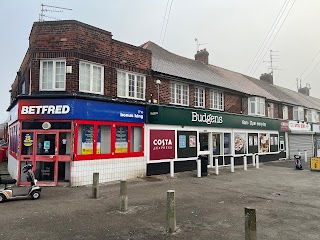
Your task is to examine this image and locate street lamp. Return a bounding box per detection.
[156,79,161,104]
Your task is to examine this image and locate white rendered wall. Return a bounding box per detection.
[7,155,18,180]
[71,157,146,186]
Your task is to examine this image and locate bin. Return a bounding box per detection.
[2,146,8,161]
[199,155,208,176]
[0,149,4,163]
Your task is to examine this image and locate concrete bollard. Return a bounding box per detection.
[304,150,307,163]
[166,190,176,233]
[256,154,260,169]
[252,154,256,166]
[244,155,247,171]
[197,159,201,178]
[231,157,234,173]
[245,207,257,240]
[120,181,128,212]
[170,159,174,178]
[209,157,214,168]
[215,158,219,175]
[92,172,99,198]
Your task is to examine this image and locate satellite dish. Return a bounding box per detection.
[42,122,51,130]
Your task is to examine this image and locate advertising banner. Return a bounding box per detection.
[149,130,175,160]
[115,126,128,153]
[82,125,94,155]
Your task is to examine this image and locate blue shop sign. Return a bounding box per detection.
[18,98,145,123]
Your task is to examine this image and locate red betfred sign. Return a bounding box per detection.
[150,130,175,160]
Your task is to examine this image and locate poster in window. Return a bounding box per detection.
[23,133,33,147]
[259,133,270,153]
[97,127,101,154]
[189,135,196,148]
[254,136,258,146]
[150,130,175,160]
[249,136,253,146]
[179,135,186,148]
[270,136,274,145]
[115,126,128,153]
[82,125,94,154]
[224,134,230,154]
[274,137,278,145]
[234,132,246,154]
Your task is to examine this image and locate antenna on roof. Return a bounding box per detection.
[39,4,72,22]
[195,38,208,52]
[263,50,282,75]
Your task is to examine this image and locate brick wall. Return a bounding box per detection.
[225,92,242,114]
[288,106,293,120]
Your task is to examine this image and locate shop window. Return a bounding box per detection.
[224,133,231,155]
[98,125,111,154]
[282,106,288,120]
[78,124,94,155]
[36,161,54,182]
[117,70,146,100]
[170,82,189,106]
[177,131,197,158]
[59,132,71,155]
[248,97,265,116]
[209,90,224,110]
[212,133,221,155]
[259,133,270,153]
[270,134,279,152]
[36,134,56,155]
[293,106,304,121]
[9,124,19,156]
[234,132,246,155]
[194,87,205,108]
[199,133,209,151]
[40,59,66,91]
[79,61,104,94]
[115,126,129,153]
[267,103,274,118]
[131,126,142,152]
[248,133,259,154]
[22,132,34,155]
[306,110,319,123]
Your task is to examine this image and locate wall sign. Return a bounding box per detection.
[149,130,175,160]
[18,99,145,123]
[288,121,311,132]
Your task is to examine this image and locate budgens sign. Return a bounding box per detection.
[191,112,223,125]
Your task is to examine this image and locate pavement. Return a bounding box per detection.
[0,159,320,240]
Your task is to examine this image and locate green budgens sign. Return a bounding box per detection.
[147,105,280,131]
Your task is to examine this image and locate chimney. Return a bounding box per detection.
[259,73,273,84]
[195,49,209,65]
[298,86,310,96]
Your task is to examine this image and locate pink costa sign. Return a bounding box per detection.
[149,130,175,160]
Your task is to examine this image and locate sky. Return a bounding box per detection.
[1,0,320,123]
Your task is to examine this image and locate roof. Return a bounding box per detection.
[142,41,320,110]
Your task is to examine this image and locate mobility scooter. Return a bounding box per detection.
[0,164,41,203]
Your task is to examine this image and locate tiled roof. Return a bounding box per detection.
[142,41,320,110]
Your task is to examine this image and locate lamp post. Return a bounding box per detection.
[156,79,161,104]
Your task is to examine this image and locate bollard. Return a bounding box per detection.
[120,181,128,212]
[197,159,201,178]
[230,157,234,173]
[256,154,259,169]
[92,172,99,198]
[298,150,301,157]
[215,158,219,175]
[244,155,247,171]
[245,207,257,240]
[304,150,307,163]
[209,157,214,168]
[252,154,256,166]
[170,159,174,178]
[166,190,176,233]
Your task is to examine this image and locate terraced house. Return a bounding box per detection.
[7,20,320,186]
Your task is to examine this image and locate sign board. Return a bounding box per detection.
[311,157,320,171]
[288,121,311,132]
[149,130,175,160]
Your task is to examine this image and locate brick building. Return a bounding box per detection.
[7,20,320,186]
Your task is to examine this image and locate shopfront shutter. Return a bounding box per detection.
[288,134,313,159]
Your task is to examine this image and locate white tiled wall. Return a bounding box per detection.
[7,155,18,180]
[71,157,146,186]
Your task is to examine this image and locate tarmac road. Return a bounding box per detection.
[1,159,320,240]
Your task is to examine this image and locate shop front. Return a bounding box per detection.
[8,98,146,186]
[146,105,282,175]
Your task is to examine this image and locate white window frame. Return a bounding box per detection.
[117,70,146,100]
[293,106,304,121]
[267,103,274,118]
[282,106,288,120]
[209,90,224,110]
[194,86,205,108]
[79,61,104,95]
[170,81,189,106]
[21,81,26,95]
[306,109,318,123]
[248,97,265,116]
[39,59,66,91]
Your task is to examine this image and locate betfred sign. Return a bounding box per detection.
[21,105,70,115]
[149,130,175,160]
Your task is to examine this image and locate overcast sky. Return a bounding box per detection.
[1,0,320,123]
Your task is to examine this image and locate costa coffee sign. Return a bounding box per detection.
[149,130,175,161]
[288,121,311,132]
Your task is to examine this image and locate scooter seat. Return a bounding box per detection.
[0,179,17,185]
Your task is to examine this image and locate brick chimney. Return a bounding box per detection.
[259,73,273,84]
[195,49,209,65]
[298,86,310,96]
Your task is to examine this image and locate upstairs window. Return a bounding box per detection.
[267,103,274,118]
[248,97,265,116]
[170,82,189,106]
[79,61,104,94]
[209,90,224,110]
[40,59,66,91]
[194,87,205,108]
[117,71,145,100]
[282,106,288,120]
[293,106,304,121]
[306,110,319,123]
